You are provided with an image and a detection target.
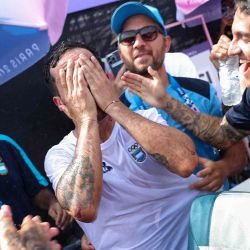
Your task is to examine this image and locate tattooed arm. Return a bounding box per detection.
[51,60,102,222]
[161,99,249,149]
[81,56,198,178]
[56,120,102,222]
[122,68,250,149]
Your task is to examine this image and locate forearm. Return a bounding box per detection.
[107,101,198,177]
[56,120,102,222]
[218,140,248,177]
[33,189,56,210]
[161,94,248,149]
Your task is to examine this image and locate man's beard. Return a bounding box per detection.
[123,46,165,77]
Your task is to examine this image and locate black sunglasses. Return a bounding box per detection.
[118,25,163,46]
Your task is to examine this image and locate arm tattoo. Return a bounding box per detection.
[164,97,250,147]
[151,153,169,167]
[56,156,95,212]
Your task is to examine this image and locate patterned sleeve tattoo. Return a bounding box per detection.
[164,97,250,148]
[56,156,95,214]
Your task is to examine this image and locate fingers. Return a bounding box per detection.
[196,167,212,178]
[49,239,62,250]
[54,209,64,229]
[90,56,104,73]
[78,66,87,91]
[58,68,67,97]
[81,234,95,250]
[21,215,33,226]
[57,211,71,230]
[0,205,17,234]
[217,35,231,48]
[0,204,12,218]
[66,59,74,95]
[0,205,21,250]
[31,216,60,240]
[122,71,144,84]
[72,61,79,94]
[190,177,220,191]
[210,35,232,65]
[228,42,242,56]
[147,66,160,80]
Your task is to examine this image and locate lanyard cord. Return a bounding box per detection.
[169,75,200,112]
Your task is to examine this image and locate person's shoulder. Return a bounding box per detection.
[174,76,211,99]
[46,131,75,158]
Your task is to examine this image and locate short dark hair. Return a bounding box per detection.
[43,41,103,96]
[235,0,250,14]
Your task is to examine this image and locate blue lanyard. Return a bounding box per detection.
[169,75,200,112]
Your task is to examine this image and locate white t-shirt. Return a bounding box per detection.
[45,108,205,250]
[164,52,199,78]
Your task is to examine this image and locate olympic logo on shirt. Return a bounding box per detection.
[128,143,146,163]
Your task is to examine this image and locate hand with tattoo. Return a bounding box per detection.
[121,66,169,109]
[0,205,61,250]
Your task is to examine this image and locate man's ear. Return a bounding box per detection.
[164,36,172,53]
[53,96,64,111]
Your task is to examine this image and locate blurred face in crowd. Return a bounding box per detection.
[231,7,250,87]
[118,15,170,76]
[50,48,107,121]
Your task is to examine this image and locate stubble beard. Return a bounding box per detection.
[123,46,165,77]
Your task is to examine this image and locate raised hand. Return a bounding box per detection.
[79,54,118,111]
[0,205,22,250]
[111,65,127,98]
[0,205,61,250]
[210,35,241,68]
[56,59,97,126]
[121,66,167,108]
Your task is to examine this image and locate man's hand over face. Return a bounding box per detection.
[57,60,97,126]
[79,55,118,111]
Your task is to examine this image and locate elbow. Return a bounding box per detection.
[178,167,194,178]
[71,205,98,223]
[175,154,198,178]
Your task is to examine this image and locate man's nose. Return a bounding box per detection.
[133,34,146,48]
[228,39,242,56]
